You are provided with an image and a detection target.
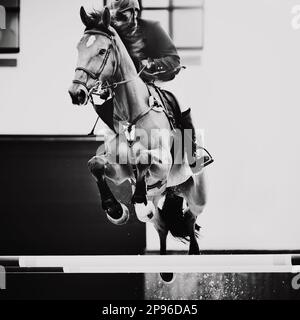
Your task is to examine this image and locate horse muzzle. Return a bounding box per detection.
[68,84,89,106]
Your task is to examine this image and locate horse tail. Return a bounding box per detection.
[169,212,201,244]
[158,195,200,243]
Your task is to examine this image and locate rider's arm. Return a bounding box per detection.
[142,20,181,81]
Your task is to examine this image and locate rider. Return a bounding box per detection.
[108,0,181,83]
[98,0,203,167]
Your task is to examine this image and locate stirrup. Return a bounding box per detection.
[191,147,214,168]
[201,155,214,168]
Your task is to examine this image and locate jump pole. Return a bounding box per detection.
[0,255,297,273]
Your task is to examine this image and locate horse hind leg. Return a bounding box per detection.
[176,173,207,255]
[152,210,175,283]
[88,156,129,226]
[184,209,200,255]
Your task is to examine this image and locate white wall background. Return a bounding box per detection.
[0,0,101,134]
[0,0,300,250]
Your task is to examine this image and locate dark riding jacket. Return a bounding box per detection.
[138,19,181,82]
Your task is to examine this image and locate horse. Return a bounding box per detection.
[69,7,207,282]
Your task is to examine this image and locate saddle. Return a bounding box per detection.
[93,83,213,175]
[146,83,183,131]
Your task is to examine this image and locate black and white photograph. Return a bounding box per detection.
[0,0,300,307]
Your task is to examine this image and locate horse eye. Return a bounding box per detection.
[99,49,106,55]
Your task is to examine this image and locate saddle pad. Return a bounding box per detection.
[147,83,182,130]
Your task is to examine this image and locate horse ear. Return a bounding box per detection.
[102,7,111,29]
[80,6,91,28]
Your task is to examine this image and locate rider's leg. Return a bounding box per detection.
[181,108,197,164]
[160,85,213,168]
[180,108,214,168]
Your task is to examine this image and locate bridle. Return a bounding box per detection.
[72,29,146,102]
[72,30,116,100]
[72,28,150,137]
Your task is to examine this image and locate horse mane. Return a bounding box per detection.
[87,9,145,67]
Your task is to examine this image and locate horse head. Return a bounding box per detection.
[69,7,117,106]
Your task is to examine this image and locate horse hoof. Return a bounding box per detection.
[160,273,176,284]
[189,250,200,255]
[106,203,129,226]
[87,156,104,177]
[135,201,155,223]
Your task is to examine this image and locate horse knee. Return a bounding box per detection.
[136,151,152,174]
[189,203,205,216]
[87,156,106,176]
[96,143,107,157]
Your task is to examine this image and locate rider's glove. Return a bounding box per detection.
[141,58,156,72]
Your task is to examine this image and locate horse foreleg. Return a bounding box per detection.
[179,173,206,220]
[131,153,151,205]
[158,229,174,283]
[132,149,172,205]
[132,177,148,205]
[88,156,129,225]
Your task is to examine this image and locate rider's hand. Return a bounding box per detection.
[141,59,155,70]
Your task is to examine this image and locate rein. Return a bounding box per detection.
[93,64,147,93]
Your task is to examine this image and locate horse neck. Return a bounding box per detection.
[112,36,149,123]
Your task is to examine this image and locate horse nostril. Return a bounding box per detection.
[69,90,78,105]
[78,89,87,105]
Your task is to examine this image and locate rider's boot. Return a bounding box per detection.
[180,108,214,169]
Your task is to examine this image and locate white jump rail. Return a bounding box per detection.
[1,255,299,273]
